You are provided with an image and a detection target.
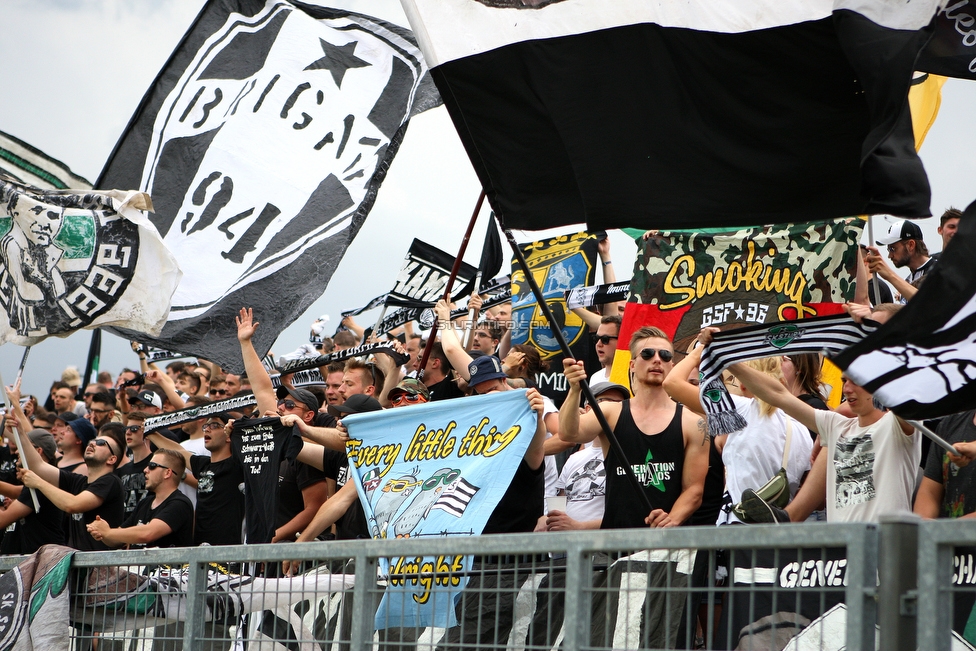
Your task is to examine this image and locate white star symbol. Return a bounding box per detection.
[734,304,745,320]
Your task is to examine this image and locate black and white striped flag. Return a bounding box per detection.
[565,281,630,310]
[833,199,976,419]
[429,478,479,517]
[700,314,875,434]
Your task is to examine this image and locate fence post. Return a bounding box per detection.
[879,514,919,651]
[349,551,378,650]
[181,559,208,651]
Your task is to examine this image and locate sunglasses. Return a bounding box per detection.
[638,348,674,362]
[91,438,119,457]
[595,335,618,345]
[277,399,304,411]
[125,425,143,433]
[147,461,171,472]
[391,393,426,406]
[211,389,229,396]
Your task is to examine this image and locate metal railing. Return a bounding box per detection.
[917,518,976,651]
[0,522,887,651]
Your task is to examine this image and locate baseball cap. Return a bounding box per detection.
[132,390,163,409]
[69,419,97,447]
[28,429,58,464]
[468,356,508,387]
[55,411,80,424]
[388,377,430,402]
[590,382,630,400]
[275,385,320,412]
[876,219,924,246]
[329,394,382,416]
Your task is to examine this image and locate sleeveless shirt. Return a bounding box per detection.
[601,400,686,529]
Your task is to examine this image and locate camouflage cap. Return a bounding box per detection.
[387,377,430,401]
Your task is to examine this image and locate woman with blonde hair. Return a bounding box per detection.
[664,341,813,525]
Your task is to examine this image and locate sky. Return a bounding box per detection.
[0,0,974,398]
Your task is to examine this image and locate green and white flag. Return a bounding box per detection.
[0,179,181,345]
[0,129,92,191]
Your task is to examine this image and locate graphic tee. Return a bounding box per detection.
[123,490,194,548]
[116,455,151,517]
[189,455,245,546]
[231,417,303,544]
[555,443,606,524]
[816,410,920,522]
[924,410,976,518]
[59,470,124,551]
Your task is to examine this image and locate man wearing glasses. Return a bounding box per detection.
[865,218,935,303]
[9,385,126,551]
[559,326,708,529]
[87,448,194,548]
[589,315,622,385]
[117,412,154,518]
[87,392,119,429]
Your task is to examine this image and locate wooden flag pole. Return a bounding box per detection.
[502,228,655,516]
[417,190,486,381]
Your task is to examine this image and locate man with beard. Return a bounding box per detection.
[866,219,935,302]
[559,326,708,529]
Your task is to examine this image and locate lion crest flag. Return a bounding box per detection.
[0,180,181,346]
[342,389,536,629]
[610,220,862,388]
[97,0,440,371]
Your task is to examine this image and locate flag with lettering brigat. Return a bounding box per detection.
[97,0,441,371]
[341,389,536,629]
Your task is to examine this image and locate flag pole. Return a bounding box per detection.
[502,228,655,516]
[867,216,883,306]
[0,347,40,513]
[417,190,486,380]
[82,329,101,391]
[463,270,483,349]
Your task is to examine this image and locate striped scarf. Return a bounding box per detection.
[698,314,876,434]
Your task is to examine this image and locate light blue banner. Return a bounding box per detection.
[342,389,537,629]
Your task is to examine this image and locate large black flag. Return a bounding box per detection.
[833,199,976,419]
[98,0,440,371]
[402,0,939,232]
[916,3,976,80]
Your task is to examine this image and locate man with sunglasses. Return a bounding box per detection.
[590,315,622,384]
[865,218,934,303]
[87,448,194,549]
[9,385,126,551]
[117,412,154,518]
[559,326,709,530]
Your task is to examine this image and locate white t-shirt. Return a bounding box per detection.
[554,443,606,524]
[541,395,560,497]
[589,367,610,385]
[718,395,813,525]
[816,410,920,523]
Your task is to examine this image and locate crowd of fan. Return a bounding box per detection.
[0,215,971,646]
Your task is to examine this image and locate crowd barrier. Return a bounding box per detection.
[1,516,970,651]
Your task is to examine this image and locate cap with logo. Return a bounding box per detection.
[133,390,163,409]
[275,385,320,412]
[468,356,508,387]
[876,219,924,246]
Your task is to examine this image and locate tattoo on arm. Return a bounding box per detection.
[697,418,708,445]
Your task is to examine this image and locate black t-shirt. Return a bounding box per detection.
[322,449,369,540]
[426,377,465,402]
[123,490,194,548]
[190,455,245,546]
[0,447,19,484]
[231,417,303,544]
[924,411,976,518]
[276,458,328,530]
[116,455,151,518]
[59,470,124,551]
[1,485,67,555]
[482,459,544,534]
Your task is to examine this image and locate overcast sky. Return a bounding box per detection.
[0,0,974,398]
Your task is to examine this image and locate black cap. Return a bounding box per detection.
[329,394,382,416]
[876,219,924,246]
[276,385,320,412]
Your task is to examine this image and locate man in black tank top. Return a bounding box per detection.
[559,326,709,529]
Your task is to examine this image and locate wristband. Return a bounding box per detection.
[602,260,612,266]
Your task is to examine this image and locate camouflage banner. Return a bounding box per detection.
[610,219,862,388]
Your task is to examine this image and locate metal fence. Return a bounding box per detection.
[0,521,897,651]
[917,518,976,651]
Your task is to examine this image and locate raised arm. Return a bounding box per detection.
[726,362,819,434]
[865,246,917,301]
[236,307,278,414]
[663,344,705,415]
[373,345,404,409]
[145,369,185,410]
[6,384,59,486]
[146,432,193,465]
[434,300,475,380]
[523,389,548,471]
[557,359,618,447]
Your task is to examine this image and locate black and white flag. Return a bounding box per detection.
[0,129,92,191]
[833,199,976,419]
[0,180,181,345]
[341,293,388,318]
[97,0,441,371]
[565,281,629,310]
[699,314,875,434]
[429,478,479,517]
[385,239,477,309]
